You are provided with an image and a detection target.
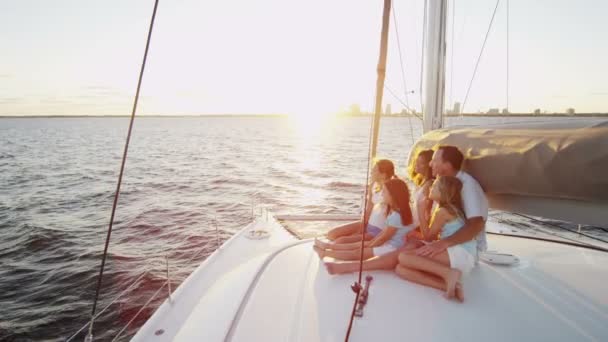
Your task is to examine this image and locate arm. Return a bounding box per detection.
[416,216,484,257]
[442,216,484,246]
[423,208,450,242]
[416,182,432,231]
[364,184,375,218]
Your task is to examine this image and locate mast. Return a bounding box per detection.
[423,0,448,132]
[369,0,392,161]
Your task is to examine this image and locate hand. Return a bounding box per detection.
[416,239,449,257]
[405,229,422,241]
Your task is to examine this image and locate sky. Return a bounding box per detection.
[1,0,607,116]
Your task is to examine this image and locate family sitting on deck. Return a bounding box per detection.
[313,145,488,302]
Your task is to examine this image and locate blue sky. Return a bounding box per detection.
[1,0,607,116]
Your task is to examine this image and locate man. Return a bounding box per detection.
[325,145,488,275]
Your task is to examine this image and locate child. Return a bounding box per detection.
[325,159,396,243]
[314,178,416,260]
[395,176,477,302]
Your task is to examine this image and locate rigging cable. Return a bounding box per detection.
[460,0,501,114]
[419,0,428,116]
[449,0,456,110]
[384,84,422,121]
[506,0,510,112]
[391,1,415,144]
[512,213,608,246]
[344,0,391,340]
[84,0,160,340]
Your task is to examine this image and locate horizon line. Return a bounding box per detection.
[2,112,608,118]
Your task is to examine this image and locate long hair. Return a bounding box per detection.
[373,159,397,191]
[383,178,413,225]
[409,149,434,186]
[435,176,465,219]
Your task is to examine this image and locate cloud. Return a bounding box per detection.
[589,92,608,96]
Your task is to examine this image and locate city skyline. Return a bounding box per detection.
[1,0,607,116]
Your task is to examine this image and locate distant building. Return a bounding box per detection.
[534,109,541,115]
[502,108,509,114]
[385,104,392,116]
[487,108,500,114]
[566,108,576,115]
[452,102,461,114]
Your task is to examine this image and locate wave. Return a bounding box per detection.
[326,181,362,190]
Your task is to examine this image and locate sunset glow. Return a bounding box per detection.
[1,0,607,116]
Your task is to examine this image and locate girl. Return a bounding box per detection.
[324,159,396,244]
[395,176,477,302]
[314,178,416,260]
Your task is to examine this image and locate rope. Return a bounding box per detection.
[512,213,608,245]
[391,2,415,144]
[343,115,374,341]
[506,0,509,111]
[460,0,500,114]
[392,3,410,109]
[449,0,456,109]
[66,270,150,342]
[111,281,168,341]
[384,84,422,121]
[85,0,160,339]
[419,0,428,115]
[344,2,390,339]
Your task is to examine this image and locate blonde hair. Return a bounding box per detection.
[409,149,434,186]
[435,176,465,219]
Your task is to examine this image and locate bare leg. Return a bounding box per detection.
[315,239,372,251]
[324,250,401,274]
[322,247,375,261]
[326,221,362,241]
[395,265,446,291]
[397,252,462,300]
[334,234,374,244]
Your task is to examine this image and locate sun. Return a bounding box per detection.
[287,110,335,135]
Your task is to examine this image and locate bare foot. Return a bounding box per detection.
[324,261,357,275]
[455,282,464,302]
[313,245,326,259]
[314,238,329,249]
[443,269,462,300]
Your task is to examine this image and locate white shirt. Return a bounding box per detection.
[411,184,427,226]
[368,186,388,229]
[456,171,489,251]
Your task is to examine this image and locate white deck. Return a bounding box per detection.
[133,215,608,342]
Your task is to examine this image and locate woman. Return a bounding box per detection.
[407,149,435,241]
[324,159,396,243]
[314,178,415,260]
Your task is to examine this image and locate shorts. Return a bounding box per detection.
[373,244,397,256]
[447,245,476,274]
[366,224,382,237]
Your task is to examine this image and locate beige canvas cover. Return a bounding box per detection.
[408,120,608,226]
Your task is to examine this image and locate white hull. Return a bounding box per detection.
[133,214,608,341]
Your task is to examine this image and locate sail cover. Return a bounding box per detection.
[408,119,608,226]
